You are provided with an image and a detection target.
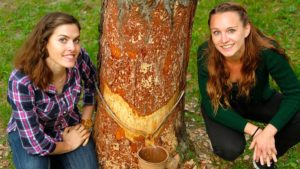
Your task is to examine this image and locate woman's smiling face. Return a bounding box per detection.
[210,11,250,60]
[46,24,81,70]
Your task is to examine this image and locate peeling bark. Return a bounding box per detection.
[93,0,197,168]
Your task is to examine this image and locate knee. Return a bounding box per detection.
[212,144,245,161]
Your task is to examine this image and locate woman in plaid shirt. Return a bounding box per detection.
[7,12,99,169]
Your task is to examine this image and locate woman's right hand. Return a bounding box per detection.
[62,124,90,151]
[250,125,278,166]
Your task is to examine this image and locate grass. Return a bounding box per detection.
[0,0,299,168]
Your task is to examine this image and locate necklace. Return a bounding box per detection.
[52,71,67,84]
[57,74,66,83]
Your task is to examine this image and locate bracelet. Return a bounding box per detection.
[81,119,93,130]
[251,127,260,137]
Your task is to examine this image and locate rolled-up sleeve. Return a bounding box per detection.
[8,80,56,156]
[78,49,97,105]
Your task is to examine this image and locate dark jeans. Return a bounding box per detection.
[201,93,300,161]
[8,130,99,169]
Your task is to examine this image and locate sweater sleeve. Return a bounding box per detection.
[263,49,300,130]
[197,42,248,132]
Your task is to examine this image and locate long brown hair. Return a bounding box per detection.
[14,12,81,90]
[205,2,288,112]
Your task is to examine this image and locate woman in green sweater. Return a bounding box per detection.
[197,2,300,169]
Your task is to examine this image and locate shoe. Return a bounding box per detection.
[253,160,277,169]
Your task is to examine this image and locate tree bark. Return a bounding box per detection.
[93,0,197,168]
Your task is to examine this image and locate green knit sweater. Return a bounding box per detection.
[197,42,300,132]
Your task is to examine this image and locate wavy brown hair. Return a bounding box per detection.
[14,12,81,90]
[205,2,288,112]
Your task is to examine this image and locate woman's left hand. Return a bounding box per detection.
[249,124,278,166]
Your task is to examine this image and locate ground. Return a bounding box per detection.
[0,100,251,169]
[0,122,10,169]
[0,99,298,169]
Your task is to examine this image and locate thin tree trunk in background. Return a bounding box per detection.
[93,0,197,168]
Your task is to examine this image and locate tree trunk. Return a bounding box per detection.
[93,0,197,168]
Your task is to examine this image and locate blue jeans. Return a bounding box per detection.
[8,130,99,169]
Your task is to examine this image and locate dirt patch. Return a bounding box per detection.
[0,122,12,169]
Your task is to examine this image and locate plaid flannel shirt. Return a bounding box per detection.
[7,48,96,156]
